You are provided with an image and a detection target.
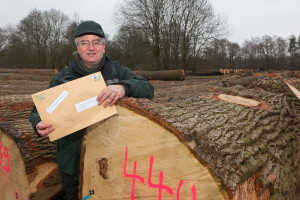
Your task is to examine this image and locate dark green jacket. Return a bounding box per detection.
[29,55,154,180]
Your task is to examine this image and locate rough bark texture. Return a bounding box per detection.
[134,69,185,81]
[0,75,62,199]
[0,95,33,122]
[0,80,48,96]
[119,73,300,199]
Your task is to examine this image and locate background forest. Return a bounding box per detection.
[0,0,299,74]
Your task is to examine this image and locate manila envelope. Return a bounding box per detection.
[31,72,118,141]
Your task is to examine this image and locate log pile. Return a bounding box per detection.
[0,69,63,200]
[0,68,57,82]
[134,69,185,81]
[79,72,300,199]
[1,68,300,199]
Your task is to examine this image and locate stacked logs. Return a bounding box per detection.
[1,68,300,199]
[0,69,63,200]
[134,69,185,81]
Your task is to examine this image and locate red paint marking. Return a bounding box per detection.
[3,147,9,173]
[176,180,184,200]
[0,140,2,166]
[124,146,144,200]
[148,155,173,199]
[192,183,197,200]
[0,140,10,173]
[177,180,197,200]
[123,147,198,199]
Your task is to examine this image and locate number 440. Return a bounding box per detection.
[0,140,9,173]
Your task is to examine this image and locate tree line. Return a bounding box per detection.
[0,0,299,72]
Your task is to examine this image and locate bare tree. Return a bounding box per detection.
[18,9,49,68]
[117,0,167,70]
[0,28,7,57]
[288,35,297,58]
[116,0,228,71]
[228,42,240,69]
[275,37,288,69]
[15,9,76,69]
[44,9,70,68]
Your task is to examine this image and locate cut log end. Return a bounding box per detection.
[79,106,228,199]
[0,123,62,200]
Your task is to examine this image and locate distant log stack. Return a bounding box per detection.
[0,73,54,82]
[0,68,58,76]
[79,74,300,199]
[0,68,57,82]
[134,69,185,81]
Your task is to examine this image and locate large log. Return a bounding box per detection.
[134,69,185,81]
[79,75,300,199]
[0,68,58,76]
[0,73,53,82]
[193,69,223,76]
[0,120,62,200]
[0,95,33,122]
[0,79,48,96]
[79,108,227,199]
[0,71,63,199]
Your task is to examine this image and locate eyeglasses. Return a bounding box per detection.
[78,40,103,48]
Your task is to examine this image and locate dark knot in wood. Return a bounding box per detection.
[98,158,108,180]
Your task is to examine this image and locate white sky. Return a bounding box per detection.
[1,0,300,44]
[210,0,300,44]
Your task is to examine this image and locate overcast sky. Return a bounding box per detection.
[1,0,299,45]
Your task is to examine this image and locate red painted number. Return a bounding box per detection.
[124,146,144,200]
[124,146,197,199]
[177,180,197,200]
[148,155,173,199]
[3,147,9,173]
[0,140,2,166]
[0,140,9,173]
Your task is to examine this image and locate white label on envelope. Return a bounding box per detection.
[75,96,98,112]
[47,90,69,114]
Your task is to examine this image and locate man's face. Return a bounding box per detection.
[77,35,105,68]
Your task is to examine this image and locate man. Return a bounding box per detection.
[29,20,154,200]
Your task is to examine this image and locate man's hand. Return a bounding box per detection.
[36,122,55,137]
[97,85,125,108]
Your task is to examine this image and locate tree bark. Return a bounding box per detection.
[0,95,33,122]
